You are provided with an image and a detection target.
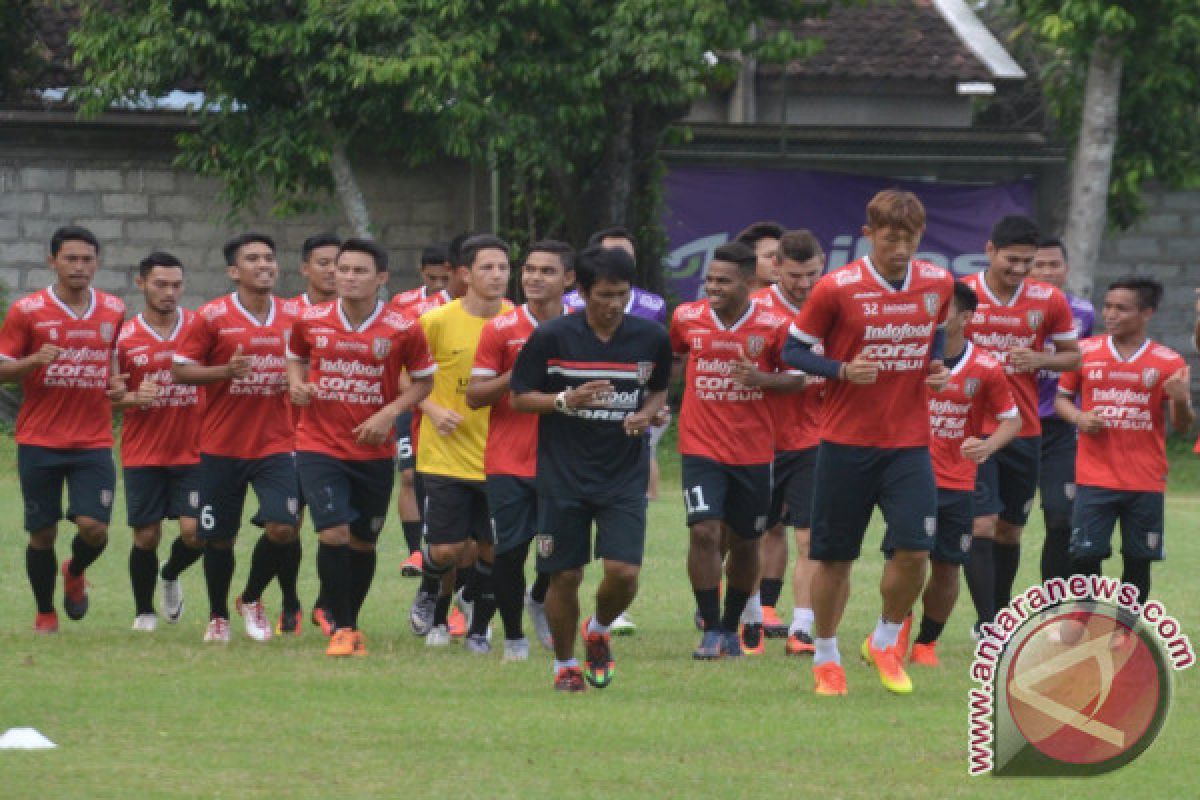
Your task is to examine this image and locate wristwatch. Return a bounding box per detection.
[554,390,569,413]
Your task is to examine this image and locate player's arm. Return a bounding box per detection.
[1055,385,1104,434]
[0,309,61,382]
[1011,336,1080,374]
[353,374,433,445]
[1163,364,1195,434]
[961,411,1021,464]
[465,323,509,409]
[465,371,509,409]
[173,344,250,385]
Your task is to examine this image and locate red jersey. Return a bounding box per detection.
[670,299,791,465]
[962,274,1076,437]
[753,285,823,452]
[1059,336,1186,492]
[928,342,1018,491]
[172,293,296,459]
[790,256,954,449]
[116,311,204,467]
[388,286,451,318]
[288,300,436,461]
[0,287,125,449]
[472,304,541,478]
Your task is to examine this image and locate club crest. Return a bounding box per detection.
[636,361,655,386]
[535,534,555,559]
[372,337,391,359]
[963,377,980,398]
[1026,310,1043,330]
[189,491,200,509]
[1142,367,1160,388]
[745,335,765,358]
[100,322,115,341]
[100,489,113,508]
[923,292,940,317]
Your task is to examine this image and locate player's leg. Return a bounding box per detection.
[582,493,646,688]
[965,455,1001,634]
[536,493,592,691]
[124,466,169,629]
[991,436,1041,610]
[344,459,392,645]
[683,456,732,657]
[488,475,538,655]
[159,469,204,624]
[1038,418,1076,581]
[460,482,498,650]
[61,448,116,621]
[783,448,818,654]
[723,462,771,656]
[910,490,973,666]
[1117,490,1164,607]
[396,410,423,575]
[236,453,300,640]
[196,455,251,641]
[18,445,66,630]
[411,475,467,641]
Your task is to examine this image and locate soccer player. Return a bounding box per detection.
[466,240,574,661]
[172,233,300,643]
[1056,276,1191,614]
[736,220,785,290]
[783,189,954,695]
[290,232,341,308]
[671,242,798,659]
[0,226,125,632]
[961,217,1080,634]
[510,245,671,692]
[408,234,512,652]
[288,239,435,657]
[113,252,205,631]
[894,281,1020,666]
[751,230,824,652]
[1029,237,1094,581]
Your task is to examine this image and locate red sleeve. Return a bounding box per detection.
[288,318,312,360]
[983,365,1017,419]
[472,320,504,376]
[669,309,690,355]
[1058,368,1080,396]
[1048,290,1076,341]
[173,312,215,365]
[0,304,31,360]
[400,322,435,378]
[792,276,837,343]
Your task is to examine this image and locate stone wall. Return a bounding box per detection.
[0,118,487,315]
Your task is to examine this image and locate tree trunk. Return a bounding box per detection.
[329,141,373,238]
[1063,36,1123,298]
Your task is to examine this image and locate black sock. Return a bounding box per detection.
[240,533,280,605]
[1122,557,1151,605]
[467,559,496,636]
[494,545,528,640]
[26,546,56,614]
[348,548,377,621]
[204,545,235,619]
[277,539,302,613]
[993,542,1020,610]
[419,545,451,596]
[161,536,203,582]
[530,571,550,604]
[964,538,996,628]
[316,543,352,630]
[1040,517,1072,581]
[721,587,750,633]
[401,521,423,555]
[915,614,946,645]
[129,545,158,615]
[760,578,784,609]
[434,592,452,626]
[457,564,476,602]
[694,587,721,632]
[69,533,107,575]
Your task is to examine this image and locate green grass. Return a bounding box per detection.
[0,436,1197,798]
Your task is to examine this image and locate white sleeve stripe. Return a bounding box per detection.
[788,323,819,345]
[0,353,16,362]
[1057,387,1074,396]
[171,354,198,365]
[1050,331,1078,341]
[470,367,498,377]
[996,406,1020,419]
[410,366,436,378]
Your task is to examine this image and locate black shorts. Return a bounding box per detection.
[973,435,1041,526]
[1038,416,1077,520]
[395,410,416,471]
[535,492,646,572]
[1070,486,1165,562]
[17,445,116,532]
[882,489,974,566]
[810,442,936,562]
[123,464,201,527]
[196,452,299,541]
[680,455,771,540]
[768,448,818,529]
[487,474,538,555]
[297,452,394,543]
[421,474,492,545]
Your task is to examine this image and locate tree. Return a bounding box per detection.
[1011,1,1200,295]
[0,0,47,101]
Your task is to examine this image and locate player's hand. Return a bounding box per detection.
[133,378,160,407]
[29,343,64,367]
[566,380,614,408]
[842,356,879,385]
[1163,366,1191,403]
[623,410,653,437]
[353,410,393,446]
[106,372,129,402]
[427,404,464,435]
[289,381,319,406]
[1075,409,1105,435]
[959,436,993,464]
[925,359,948,392]
[730,349,763,387]
[1007,347,1042,373]
[651,404,671,428]
[226,344,251,379]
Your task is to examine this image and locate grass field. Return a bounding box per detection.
[0,433,1197,798]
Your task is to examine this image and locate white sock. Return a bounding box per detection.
[872,617,902,650]
[791,607,814,635]
[587,617,611,636]
[741,592,763,624]
[813,636,840,666]
[553,658,579,673]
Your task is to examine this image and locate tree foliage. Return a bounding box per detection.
[1012,0,1200,228]
[0,0,48,101]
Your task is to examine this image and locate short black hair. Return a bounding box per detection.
[576,245,636,292]
[339,238,389,272]
[586,226,635,250]
[1038,236,1068,262]
[223,232,276,267]
[420,244,450,267]
[989,215,1040,249]
[777,229,823,264]
[459,234,509,270]
[952,280,978,314]
[527,240,575,271]
[447,232,476,268]
[302,232,341,262]
[1108,275,1163,311]
[138,251,183,278]
[735,221,784,248]
[50,226,99,257]
[711,241,757,277]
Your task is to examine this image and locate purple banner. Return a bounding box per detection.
[663,166,1035,301]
